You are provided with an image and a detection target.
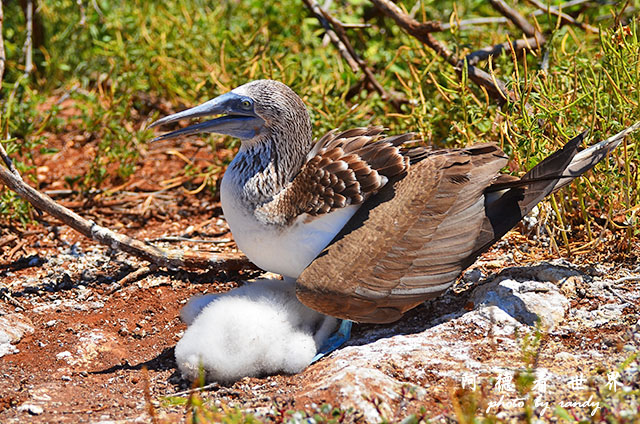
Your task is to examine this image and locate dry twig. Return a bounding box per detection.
[310,0,598,104]
[76,0,87,26]
[108,265,159,294]
[146,236,231,244]
[443,0,595,30]
[488,0,540,38]
[302,0,406,111]
[172,382,220,397]
[525,0,599,34]
[23,0,34,76]
[0,287,26,311]
[466,36,541,66]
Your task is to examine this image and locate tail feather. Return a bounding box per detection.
[468,122,640,264]
[553,121,640,192]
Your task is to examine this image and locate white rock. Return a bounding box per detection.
[0,313,35,357]
[56,351,72,361]
[302,365,401,422]
[18,403,43,415]
[470,278,570,329]
[555,351,577,361]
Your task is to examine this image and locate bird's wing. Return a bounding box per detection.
[296,144,508,323]
[255,127,419,225]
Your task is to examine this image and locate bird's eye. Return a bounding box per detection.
[240,99,252,109]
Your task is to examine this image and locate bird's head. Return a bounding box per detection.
[149,80,312,151]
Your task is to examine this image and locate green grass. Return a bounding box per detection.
[2,1,639,200]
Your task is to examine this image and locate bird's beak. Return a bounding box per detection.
[148,92,264,141]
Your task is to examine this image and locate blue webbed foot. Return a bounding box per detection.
[311,319,352,363]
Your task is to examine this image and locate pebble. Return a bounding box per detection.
[18,403,44,415]
[56,351,72,361]
[463,268,483,284]
[556,351,577,361]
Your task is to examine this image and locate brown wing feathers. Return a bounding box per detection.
[298,144,508,323]
[467,132,584,264]
[256,127,415,225]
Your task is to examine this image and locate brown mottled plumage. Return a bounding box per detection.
[256,127,415,225]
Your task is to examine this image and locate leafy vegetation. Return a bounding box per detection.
[2,1,639,235]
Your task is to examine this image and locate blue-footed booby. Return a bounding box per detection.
[151,80,638,379]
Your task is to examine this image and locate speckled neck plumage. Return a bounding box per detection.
[222,82,314,223]
[224,132,312,223]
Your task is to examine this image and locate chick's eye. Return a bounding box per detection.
[240,100,252,109]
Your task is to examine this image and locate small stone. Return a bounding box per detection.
[56,351,72,361]
[463,268,483,284]
[18,403,44,415]
[61,375,72,381]
[556,351,577,361]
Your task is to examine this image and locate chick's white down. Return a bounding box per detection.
[175,279,337,383]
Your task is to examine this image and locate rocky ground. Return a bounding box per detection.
[0,221,638,423]
[0,131,638,423]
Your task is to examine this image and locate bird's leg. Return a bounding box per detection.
[311,319,352,363]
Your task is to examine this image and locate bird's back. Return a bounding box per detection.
[298,143,509,323]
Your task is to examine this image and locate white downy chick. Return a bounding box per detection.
[175,278,337,383]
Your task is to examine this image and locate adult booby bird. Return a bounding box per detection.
[151,80,638,380]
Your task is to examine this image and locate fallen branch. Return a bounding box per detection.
[0,147,252,272]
